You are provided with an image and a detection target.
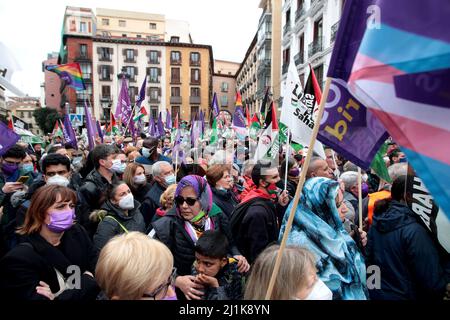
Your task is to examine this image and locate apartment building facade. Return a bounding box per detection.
[213,60,240,113]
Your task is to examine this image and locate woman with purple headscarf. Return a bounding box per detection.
[150,175,249,300]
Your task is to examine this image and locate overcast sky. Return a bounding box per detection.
[0,0,262,97]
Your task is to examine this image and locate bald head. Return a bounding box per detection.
[307,157,334,179]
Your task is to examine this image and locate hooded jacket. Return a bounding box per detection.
[367,200,449,300]
[92,199,145,259]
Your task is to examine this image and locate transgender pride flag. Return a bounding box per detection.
[328,0,450,220]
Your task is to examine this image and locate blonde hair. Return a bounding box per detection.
[244,245,317,300]
[160,184,177,210]
[95,232,174,300]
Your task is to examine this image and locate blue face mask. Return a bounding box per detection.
[399,157,407,163]
[21,163,34,174]
[165,174,176,186]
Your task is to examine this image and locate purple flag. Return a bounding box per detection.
[211,93,219,118]
[115,76,135,136]
[157,112,165,138]
[318,79,388,170]
[84,100,96,151]
[62,114,78,149]
[96,120,104,143]
[136,75,147,108]
[232,105,247,139]
[0,122,20,156]
[172,128,185,164]
[166,109,172,130]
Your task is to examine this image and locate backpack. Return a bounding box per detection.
[229,197,271,240]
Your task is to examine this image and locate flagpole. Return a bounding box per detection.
[357,167,363,230]
[265,77,332,300]
[284,128,290,191]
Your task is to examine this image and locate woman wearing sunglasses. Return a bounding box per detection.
[150,175,250,300]
[95,232,176,300]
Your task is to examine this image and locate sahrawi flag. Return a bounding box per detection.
[133,76,147,122]
[280,56,326,159]
[254,102,279,161]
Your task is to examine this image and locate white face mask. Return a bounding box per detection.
[133,174,146,185]
[304,279,333,300]
[118,193,134,210]
[362,173,369,182]
[47,175,70,187]
[111,159,125,174]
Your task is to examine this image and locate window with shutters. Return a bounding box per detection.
[190,68,200,84]
[221,82,229,92]
[190,52,200,66]
[124,49,136,62]
[151,107,158,119]
[102,18,109,26]
[124,66,136,82]
[171,87,181,97]
[99,47,112,61]
[149,23,157,30]
[148,67,159,83]
[80,22,87,33]
[190,87,200,97]
[148,50,159,64]
[221,95,228,107]
[100,65,111,81]
[101,86,111,100]
[171,68,181,84]
[119,20,126,27]
[149,87,160,103]
[129,86,138,103]
[79,44,87,58]
[170,51,181,65]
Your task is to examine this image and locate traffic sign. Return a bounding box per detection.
[69,114,83,127]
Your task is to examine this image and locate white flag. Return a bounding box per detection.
[280,56,325,159]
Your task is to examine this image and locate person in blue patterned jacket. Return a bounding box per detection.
[279,177,369,300]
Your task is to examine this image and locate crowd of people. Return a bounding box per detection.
[0,130,449,301]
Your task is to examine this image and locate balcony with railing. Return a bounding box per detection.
[308,36,323,57]
[190,59,201,67]
[81,72,92,82]
[331,20,339,43]
[99,54,112,62]
[170,96,182,104]
[189,96,201,104]
[100,94,113,102]
[283,23,292,36]
[170,77,181,84]
[75,52,90,61]
[294,52,304,65]
[295,5,305,22]
[148,95,161,103]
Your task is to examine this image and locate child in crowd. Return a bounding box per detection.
[191,230,245,300]
[154,184,177,221]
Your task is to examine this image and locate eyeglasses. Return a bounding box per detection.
[175,196,198,206]
[142,267,177,300]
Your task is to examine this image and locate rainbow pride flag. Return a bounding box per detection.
[46,62,85,91]
[328,0,450,220]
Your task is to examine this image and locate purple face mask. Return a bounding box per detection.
[2,162,19,176]
[288,167,300,177]
[47,208,75,233]
[361,182,369,198]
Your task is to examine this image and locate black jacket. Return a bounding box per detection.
[211,187,238,218]
[92,200,146,258]
[141,182,166,227]
[367,201,449,300]
[234,198,279,264]
[131,182,152,204]
[78,169,119,236]
[276,179,297,199]
[151,206,240,276]
[0,224,99,300]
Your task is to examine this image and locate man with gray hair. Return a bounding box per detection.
[141,161,175,227]
[339,171,359,228]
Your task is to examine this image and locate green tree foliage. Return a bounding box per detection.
[33,108,63,134]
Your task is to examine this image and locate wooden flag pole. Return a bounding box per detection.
[358,167,363,230]
[265,78,332,300]
[284,128,290,191]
